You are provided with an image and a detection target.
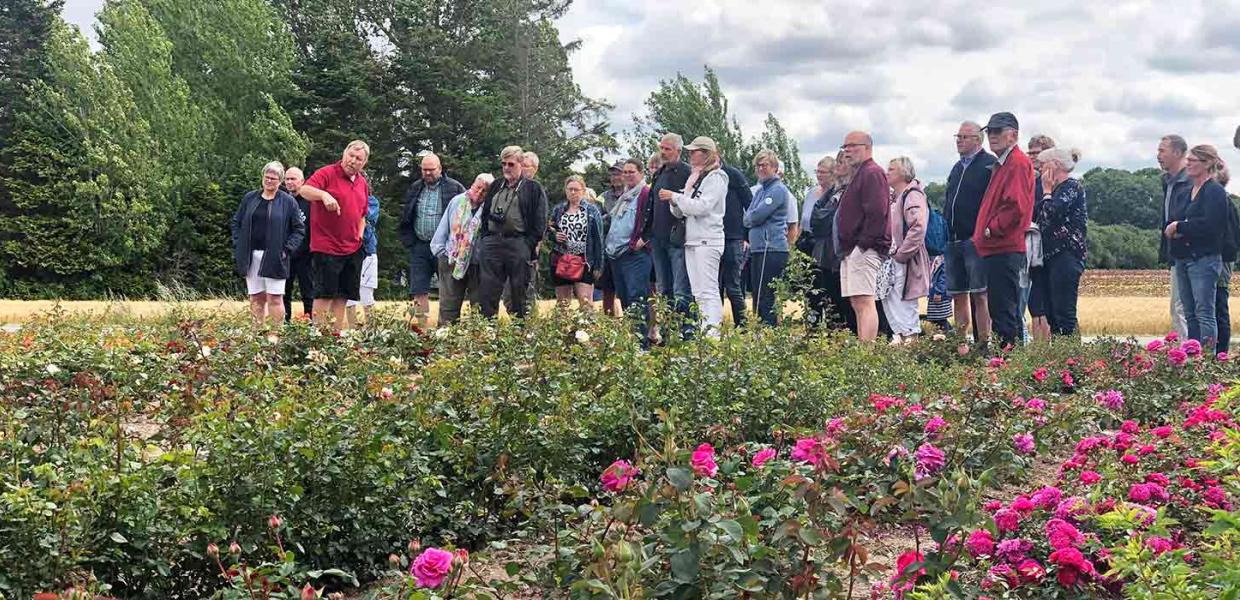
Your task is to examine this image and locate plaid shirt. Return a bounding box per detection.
[414,183,441,242]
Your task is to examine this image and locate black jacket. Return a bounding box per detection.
[1160,168,1192,263]
[1169,179,1229,260]
[944,151,997,241]
[231,190,306,279]
[399,175,467,248]
[649,160,692,242]
[291,194,311,258]
[478,176,549,259]
[720,163,753,241]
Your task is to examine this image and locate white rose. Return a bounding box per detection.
[575,330,590,344]
[45,364,61,375]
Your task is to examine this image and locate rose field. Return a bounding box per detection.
[1,308,1239,599]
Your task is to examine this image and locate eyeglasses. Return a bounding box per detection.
[840,143,869,149]
[954,134,980,140]
[502,161,520,167]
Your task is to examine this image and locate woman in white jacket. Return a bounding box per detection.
[658,136,729,337]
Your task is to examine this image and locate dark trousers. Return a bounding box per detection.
[1045,252,1085,336]
[479,236,534,318]
[437,255,481,325]
[612,251,654,348]
[1217,284,1231,355]
[749,251,789,326]
[283,254,314,322]
[806,264,856,332]
[983,252,1024,349]
[719,239,746,326]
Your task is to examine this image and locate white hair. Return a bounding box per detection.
[889,157,916,183]
[1038,147,1082,173]
[475,173,496,186]
[262,161,285,180]
[660,133,684,149]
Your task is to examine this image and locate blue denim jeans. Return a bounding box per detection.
[611,251,654,348]
[1175,254,1223,353]
[719,239,746,326]
[651,238,694,335]
[749,251,789,326]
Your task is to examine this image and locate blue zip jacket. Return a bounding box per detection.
[743,177,791,253]
[550,201,605,271]
[362,195,380,255]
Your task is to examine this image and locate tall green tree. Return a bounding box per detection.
[0,20,170,295]
[628,67,747,168]
[628,66,806,193]
[1081,167,1164,229]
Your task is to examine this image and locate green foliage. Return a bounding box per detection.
[1087,221,1160,269]
[627,66,808,192]
[1081,167,1164,230]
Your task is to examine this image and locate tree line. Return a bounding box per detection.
[0,1,1204,300]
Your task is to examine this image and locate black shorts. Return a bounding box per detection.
[312,249,364,301]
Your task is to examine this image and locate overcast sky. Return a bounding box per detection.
[63,0,1240,185]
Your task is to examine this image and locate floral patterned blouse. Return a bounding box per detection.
[1037,177,1087,261]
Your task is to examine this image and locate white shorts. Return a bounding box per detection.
[840,247,882,297]
[245,250,286,296]
[346,254,378,307]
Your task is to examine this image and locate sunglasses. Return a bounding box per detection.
[502,161,520,167]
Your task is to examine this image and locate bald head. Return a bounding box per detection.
[420,153,442,184]
[283,167,305,195]
[842,131,873,166]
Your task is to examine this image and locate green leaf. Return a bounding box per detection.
[718,519,745,543]
[666,467,693,491]
[670,547,700,583]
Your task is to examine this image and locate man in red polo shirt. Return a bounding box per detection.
[974,113,1035,351]
[298,140,371,331]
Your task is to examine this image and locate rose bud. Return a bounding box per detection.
[229,541,242,557]
[388,553,401,569]
[207,543,220,558]
[268,515,283,530]
[300,583,317,600]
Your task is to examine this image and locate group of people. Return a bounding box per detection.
[228,114,1235,357]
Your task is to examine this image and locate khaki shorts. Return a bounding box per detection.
[841,246,882,297]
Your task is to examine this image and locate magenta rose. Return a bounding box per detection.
[690,443,718,478]
[1012,433,1036,455]
[600,459,640,493]
[751,447,776,468]
[965,529,995,557]
[411,547,455,588]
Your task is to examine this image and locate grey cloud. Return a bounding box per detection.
[1095,91,1211,120]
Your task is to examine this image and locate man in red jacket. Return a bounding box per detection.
[973,113,1034,351]
[837,131,891,341]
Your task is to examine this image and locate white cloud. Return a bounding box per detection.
[63,0,1240,187]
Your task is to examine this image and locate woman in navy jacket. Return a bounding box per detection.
[1164,144,1229,353]
[232,161,306,326]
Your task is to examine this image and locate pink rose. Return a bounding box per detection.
[600,459,640,493]
[1165,331,1179,342]
[1145,339,1165,352]
[1013,433,1036,455]
[996,538,1032,563]
[1033,367,1049,382]
[1182,339,1202,356]
[994,508,1020,532]
[1217,351,1230,362]
[1151,425,1174,439]
[751,447,776,469]
[924,416,947,436]
[791,437,831,469]
[1094,389,1124,411]
[1016,559,1046,583]
[989,357,1005,368]
[914,443,946,479]
[1079,471,1101,485]
[1168,348,1188,367]
[411,547,455,588]
[1144,536,1173,555]
[965,529,995,558]
[1045,518,1083,549]
[1121,454,1140,465]
[1011,496,1036,515]
[690,443,718,478]
[1031,486,1063,510]
[1120,420,1139,434]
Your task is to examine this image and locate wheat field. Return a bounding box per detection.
[0,270,1234,335]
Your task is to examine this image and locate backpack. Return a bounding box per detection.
[1223,199,1240,263]
[924,208,949,256]
[898,188,948,256]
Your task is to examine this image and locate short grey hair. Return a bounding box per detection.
[753,148,780,168]
[523,151,540,168]
[1038,147,1082,173]
[1161,134,1188,156]
[959,121,983,136]
[660,132,684,149]
[500,145,523,162]
[474,173,495,186]
[262,161,285,180]
[888,157,916,183]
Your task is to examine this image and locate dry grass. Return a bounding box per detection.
[0,270,1234,336]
